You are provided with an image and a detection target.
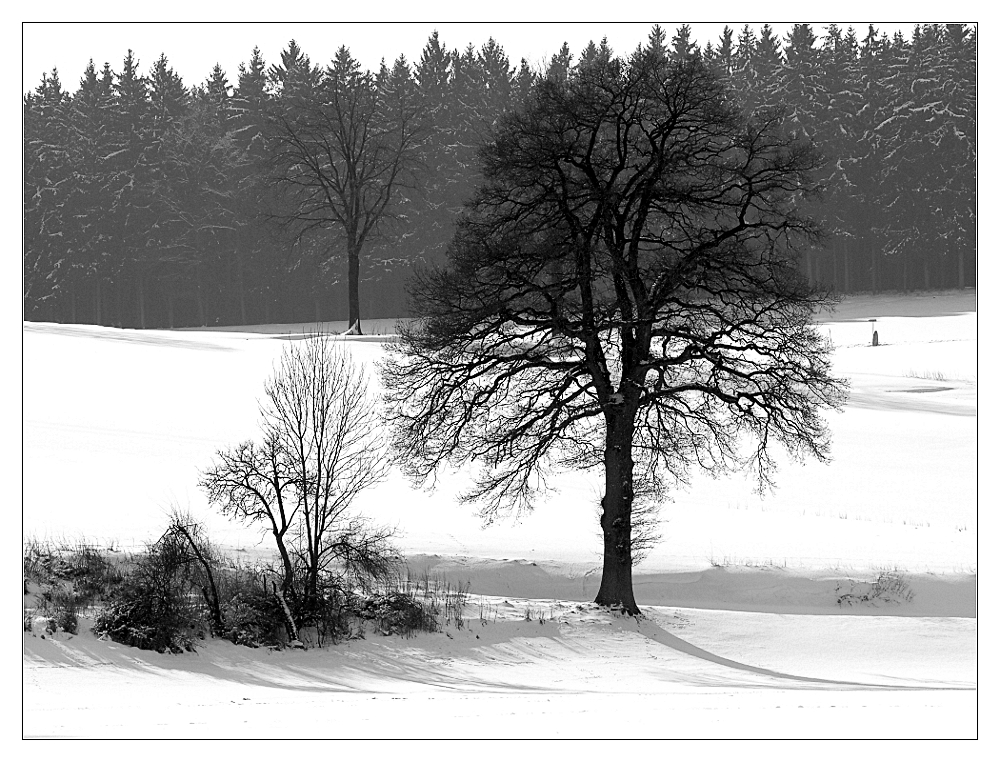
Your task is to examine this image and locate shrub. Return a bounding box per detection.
[360,591,437,637]
[307,585,356,645]
[221,588,287,648]
[94,579,205,653]
[93,534,207,653]
[836,569,915,608]
[54,606,78,635]
[46,586,81,634]
[57,545,124,603]
[23,538,125,611]
[23,538,54,587]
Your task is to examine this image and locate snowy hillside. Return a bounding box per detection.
[24,597,975,738]
[22,290,977,738]
[23,291,977,578]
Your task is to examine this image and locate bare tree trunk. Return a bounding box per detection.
[238,261,247,326]
[196,268,206,327]
[842,240,850,294]
[93,279,102,325]
[273,582,299,644]
[115,276,124,327]
[868,239,877,293]
[595,409,639,615]
[347,244,362,334]
[136,270,146,329]
[958,251,965,289]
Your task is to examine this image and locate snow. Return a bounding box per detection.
[23,600,975,739]
[22,290,977,738]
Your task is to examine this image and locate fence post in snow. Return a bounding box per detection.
[869,319,879,347]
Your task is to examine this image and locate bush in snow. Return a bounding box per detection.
[43,587,81,634]
[93,531,207,653]
[836,570,915,608]
[23,538,125,610]
[221,588,288,648]
[360,591,437,637]
[23,538,126,636]
[214,562,291,648]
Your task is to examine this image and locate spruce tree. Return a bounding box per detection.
[669,24,699,61]
[23,69,73,319]
[65,60,117,323]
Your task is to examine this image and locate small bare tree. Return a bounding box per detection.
[200,333,396,639]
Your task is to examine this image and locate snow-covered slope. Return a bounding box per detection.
[22,290,977,738]
[23,598,975,739]
[22,291,976,579]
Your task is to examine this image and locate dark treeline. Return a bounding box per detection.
[23,23,976,329]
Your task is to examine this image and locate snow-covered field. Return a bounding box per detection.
[22,290,977,738]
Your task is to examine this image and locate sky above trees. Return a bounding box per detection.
[22,21,918,95]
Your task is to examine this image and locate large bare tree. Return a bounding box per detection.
[382,53,848,615]
[269,47,424,333]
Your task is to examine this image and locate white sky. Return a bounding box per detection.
[22,19,924,95]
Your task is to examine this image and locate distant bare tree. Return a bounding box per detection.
[201,333,396,639]
[269,47,424,334]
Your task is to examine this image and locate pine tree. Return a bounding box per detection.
[644,23,668,64]
[232,46,269,156]
[23,69,73,318]
[881,24,950,290]
[546,42,573,83]
[578,37,613,72]
[412,31,459,266]
[450,43,487,219]
[755,24,783,77]
[268,39,319,100]
[478,38,514,127]
[703,26,734,79]
[669,24,699,61]
[99,50,152,326]
[63,60,117,323]
[141,53,194,326]
[512,58,536,107]
[230,46,282,324]
[811,24,864,290]
[366,54,424,316]
[780,24,822,138]
[731,24,758,106]
[922,24,976,288]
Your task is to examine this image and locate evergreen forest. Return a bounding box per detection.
[23,23,976,329]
